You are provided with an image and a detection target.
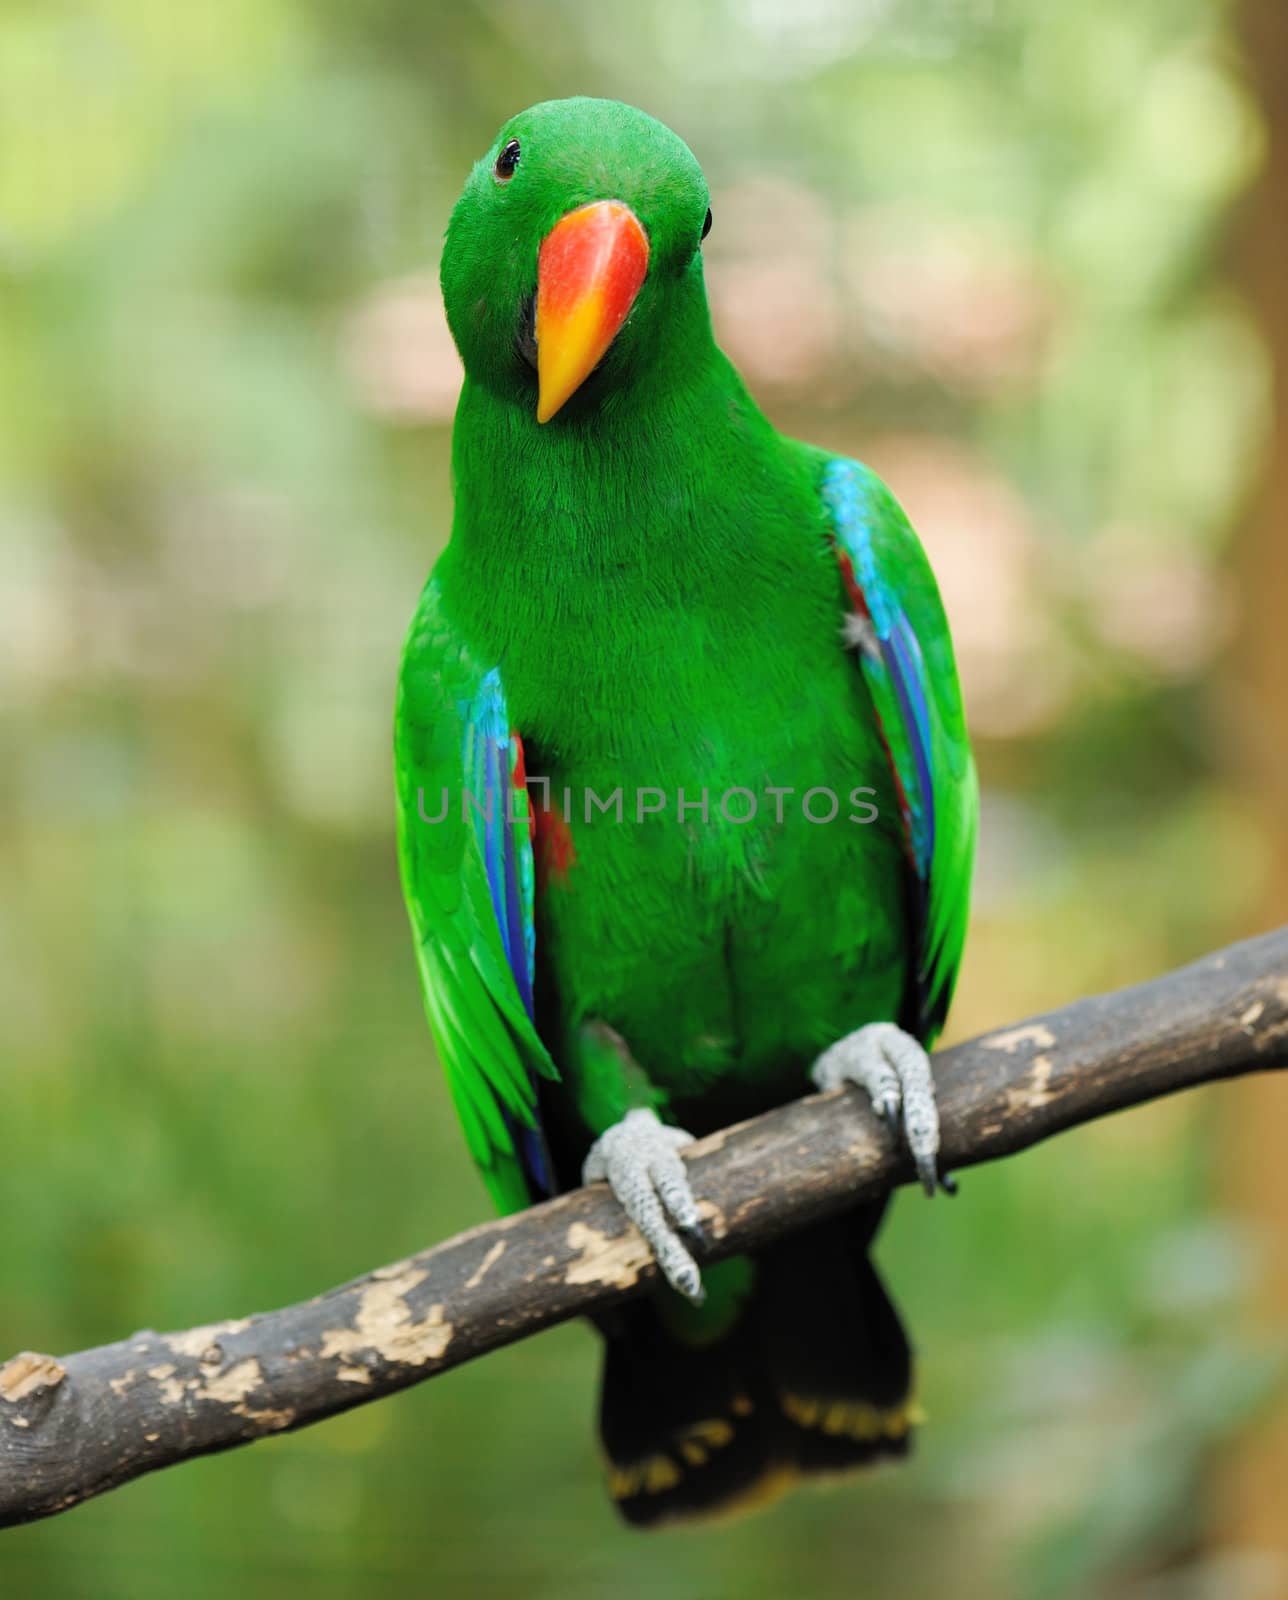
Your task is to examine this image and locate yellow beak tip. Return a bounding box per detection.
[535,365,578,424]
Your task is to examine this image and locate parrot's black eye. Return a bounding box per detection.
[494,139,521,182]
[701,207,712,242]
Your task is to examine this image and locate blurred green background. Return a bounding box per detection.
[3,1,1287,1596]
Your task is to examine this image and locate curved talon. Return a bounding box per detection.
[679,1216,709,1250]
[583,1108,706,1303]
[811,1021,943,1195]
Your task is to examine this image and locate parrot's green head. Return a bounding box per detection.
[441,97,713,424]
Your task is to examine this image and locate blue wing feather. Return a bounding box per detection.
[457,667,550,1193]
[461,668,537,1018]
[821,456,977,1043]
[883,616,935,877]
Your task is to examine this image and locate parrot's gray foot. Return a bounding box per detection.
[811,1022,952,1197]
[582,1108,706,1304]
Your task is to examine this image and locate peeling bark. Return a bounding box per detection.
[2,927,1287,1529]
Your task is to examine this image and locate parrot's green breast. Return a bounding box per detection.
[436,402,910,1148]
[523,644,911,1136]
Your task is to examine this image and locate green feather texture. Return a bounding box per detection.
[395,96,977,1520]
[395,585,556,1214]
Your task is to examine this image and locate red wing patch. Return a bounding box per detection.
[534,801,577,890]
[510,735,537,845]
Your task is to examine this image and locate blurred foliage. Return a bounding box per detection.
[1,1,1283,1597]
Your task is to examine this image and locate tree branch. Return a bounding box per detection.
[4,927,1287,1528]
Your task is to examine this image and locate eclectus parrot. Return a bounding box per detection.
[395,97,976,1527]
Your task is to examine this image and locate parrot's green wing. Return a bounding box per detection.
[821,456,978,1044]
[394,579,558,1213]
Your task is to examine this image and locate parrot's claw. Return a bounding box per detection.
[582,1108,705,1303]
[810,1022,951,1197]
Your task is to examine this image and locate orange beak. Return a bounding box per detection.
[535,200,650,423]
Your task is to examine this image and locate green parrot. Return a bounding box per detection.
[395,97,976,1526]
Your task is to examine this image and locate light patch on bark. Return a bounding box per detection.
[563,1221,653,1291]
[318,1267,453,1368]
[166,1320,252,1361]
[236,1405,295,1431]
[0,1353,66,1404]
[986,1022,1057,1055]
[731,1194,767,1228]
[147,1365,187,1406]
[1240,1001,1266,1031]
[337,1365,372,1385]
[464,1240,506,1290]
[1006,1055,1056,1112]
[369,1258,417,1282]
[136,1350,294,1429]
[109,1370,139,1397]
[1248,980,1288,1049]
[202,1359,263,1406]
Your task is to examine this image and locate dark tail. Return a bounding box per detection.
[596,1210,915,1528]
